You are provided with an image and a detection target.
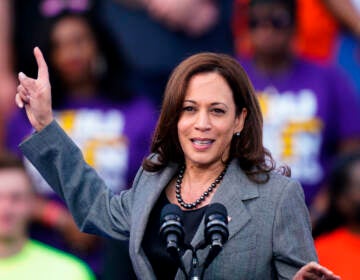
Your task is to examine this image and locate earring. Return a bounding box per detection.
[235,132,241,137]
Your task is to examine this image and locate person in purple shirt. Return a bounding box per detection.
[7,11,156,279]
[238,0,360,217]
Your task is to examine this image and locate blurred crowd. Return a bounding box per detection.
[0,0,359,279]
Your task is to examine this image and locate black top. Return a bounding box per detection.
[142,191,208,279]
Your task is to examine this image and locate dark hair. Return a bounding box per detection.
[313,151,360,237]
[249,0,296,25]
[0,151,25,170]
[42,11,131,108]
[143,52,287,183]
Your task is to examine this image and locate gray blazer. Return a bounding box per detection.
[20,121,317,279]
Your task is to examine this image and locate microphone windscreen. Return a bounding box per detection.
[160,203,183,223]
[205,203,228,223]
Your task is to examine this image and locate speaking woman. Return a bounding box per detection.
[15,48,339,280]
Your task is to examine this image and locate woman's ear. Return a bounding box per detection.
[234,108,247,133]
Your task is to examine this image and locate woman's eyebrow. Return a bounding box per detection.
[183,100,228,106]
[183,100,196,104]
[210,102,228,108]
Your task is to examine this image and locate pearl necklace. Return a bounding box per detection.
[175,165,228,209]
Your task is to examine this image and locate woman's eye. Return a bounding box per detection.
[183,106,195,112]
[212,108,225,114]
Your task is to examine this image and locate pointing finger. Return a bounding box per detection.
[34,47,49,80]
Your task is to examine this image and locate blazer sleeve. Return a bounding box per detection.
[272,179,318,279]
[19,120,137,240]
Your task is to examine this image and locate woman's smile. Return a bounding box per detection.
[191,137,215,151]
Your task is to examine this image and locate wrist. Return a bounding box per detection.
[35,116,54,132]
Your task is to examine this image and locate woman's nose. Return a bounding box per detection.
[194,111,211,131]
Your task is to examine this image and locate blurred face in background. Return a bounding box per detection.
[249,2,294,57]
[0,168,33,241]
[50,15,98,88]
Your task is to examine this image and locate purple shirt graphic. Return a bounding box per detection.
[240,58,360,205]
[8,96,157,192]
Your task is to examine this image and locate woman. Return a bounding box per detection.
[15,48,339,279]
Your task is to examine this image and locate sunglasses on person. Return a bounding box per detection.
[248,13,292,30]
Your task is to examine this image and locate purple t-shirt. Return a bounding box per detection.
[8,96,157,192]
[240,58,360,205]
[6,95,157,275]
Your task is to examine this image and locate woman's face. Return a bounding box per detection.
[50,16,97,86]
[177,72,247,168]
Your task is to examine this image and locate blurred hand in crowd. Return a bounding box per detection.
[145,0,219,36]
[0,73,16,117]
[32,196,100,254]
[0,72,16,149]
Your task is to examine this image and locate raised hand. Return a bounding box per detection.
[293,262,341,280]
[15,47,53,131]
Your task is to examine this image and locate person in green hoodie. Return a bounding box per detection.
[0,152,95,280]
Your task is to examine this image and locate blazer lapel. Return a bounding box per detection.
[132,163,179,254]
[212,160,259,241]
[180,160,259,273]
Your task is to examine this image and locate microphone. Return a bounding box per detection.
[159,203,185,260]
[203,203,229,269]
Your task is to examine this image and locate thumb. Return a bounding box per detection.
[18,72,36,91]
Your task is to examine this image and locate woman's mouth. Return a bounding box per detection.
[191,138,215,150]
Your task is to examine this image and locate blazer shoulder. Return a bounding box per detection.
[268,171,301,188]
[259,171,304,200]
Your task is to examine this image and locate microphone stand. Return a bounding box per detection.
[189,247,202,280]
[188,240,224,280]
[169,239,225,279]
[166,243,189,280]
[170,243,205,280]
